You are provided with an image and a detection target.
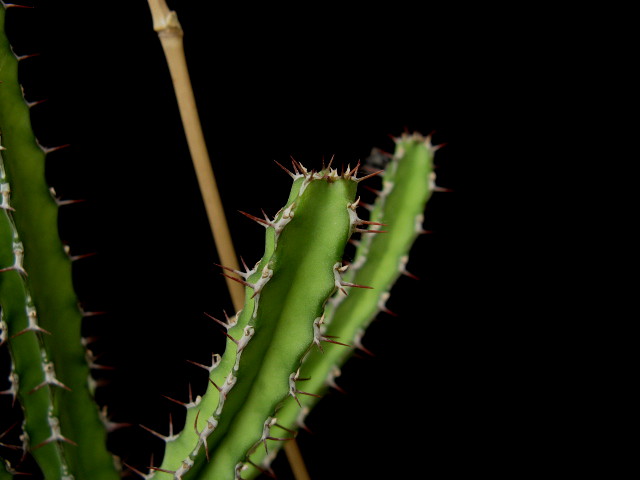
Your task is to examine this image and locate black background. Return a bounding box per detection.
[2,1,506,478]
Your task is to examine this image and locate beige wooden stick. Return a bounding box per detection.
[146,2,311,479]
[284,440,312,480]
[146,0,244,310]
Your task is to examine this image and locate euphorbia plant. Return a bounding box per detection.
[1,2,456,479]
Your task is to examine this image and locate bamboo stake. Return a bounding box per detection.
[146,2,311,479]
[146,0,244,310]
[283,439,312,480]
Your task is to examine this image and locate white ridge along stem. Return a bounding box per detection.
[145,2,311,479]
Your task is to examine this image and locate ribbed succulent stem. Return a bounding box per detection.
[0,5,118,479]
[142,165,361,480]
[244,133,439,477]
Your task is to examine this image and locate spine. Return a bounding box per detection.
[151,164,362,480]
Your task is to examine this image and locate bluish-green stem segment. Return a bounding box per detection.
[0,5,118,479]
[142,163,365,480]
[243,133,438,477]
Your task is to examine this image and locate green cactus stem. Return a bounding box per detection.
[1,130,74,480]
[0,4,118,479]
[140,163,369,480]
[244,132,439,477]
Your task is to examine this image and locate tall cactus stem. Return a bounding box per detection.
[0,5,118,478]
[144,165,359,480]
[243,132,441,477]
